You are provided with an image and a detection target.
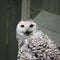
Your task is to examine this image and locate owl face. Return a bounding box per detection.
[16,19,37,37]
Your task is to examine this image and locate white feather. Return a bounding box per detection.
[16,19,60,60]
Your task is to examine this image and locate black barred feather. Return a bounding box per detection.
[17,31,60,60]
[16,20,60,60]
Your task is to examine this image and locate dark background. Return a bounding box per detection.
[0,0,21,60]
[0,0,60,60]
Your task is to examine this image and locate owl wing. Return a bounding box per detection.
[27,30,60,60]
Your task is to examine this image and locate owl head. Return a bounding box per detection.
[16,19,37,37]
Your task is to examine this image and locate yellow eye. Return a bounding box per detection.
[29,24,34,28]
[20,25,24,28]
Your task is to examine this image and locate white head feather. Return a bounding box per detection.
[16,19,38,40]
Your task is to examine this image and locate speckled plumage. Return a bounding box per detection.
[16,19,60,60]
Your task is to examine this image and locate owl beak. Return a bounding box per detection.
[24,30,32,35]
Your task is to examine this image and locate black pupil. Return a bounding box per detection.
[21,25,24,27]
[30,24,34,27]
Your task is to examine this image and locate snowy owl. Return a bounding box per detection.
[16,19,60,60]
